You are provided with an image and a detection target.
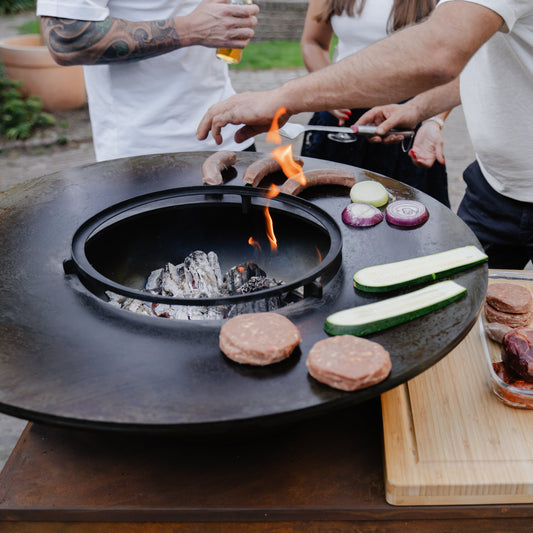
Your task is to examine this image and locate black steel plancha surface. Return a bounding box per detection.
[0,151,487,433]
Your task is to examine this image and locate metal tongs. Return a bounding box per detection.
[279,122,414,140]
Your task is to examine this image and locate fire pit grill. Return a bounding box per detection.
[65,185,342,307]
[0,151,487,434]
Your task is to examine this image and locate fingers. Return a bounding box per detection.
[409,148,436,168]
[232,4,260,19]
[189,0,258,48]
[355,109,384,128]
[435,143,445,165]
[234,124,267,143]
[197,105,222,144]
[330,109,351,125]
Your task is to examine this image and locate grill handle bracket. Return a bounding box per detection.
[304,280,323,299]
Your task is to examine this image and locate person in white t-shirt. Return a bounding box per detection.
[197,0,533,269]
[36,0,258,161]
[355,0,533,268]
[300,0,451,206]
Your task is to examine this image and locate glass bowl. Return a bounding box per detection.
[479,274,533,409]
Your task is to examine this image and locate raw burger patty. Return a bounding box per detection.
[484,302,533,328]
[486,282,532,314]
[306,335,391,392]
[219,312,301,366]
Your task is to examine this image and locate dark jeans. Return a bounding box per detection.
[458,161,533,269]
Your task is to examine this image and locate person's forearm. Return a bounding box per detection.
[278,3,500,116]
[40,0,258,66]
[41,16,182,65]
[301,40,331,73]
[408,78,461,124]
[300,0,333,73]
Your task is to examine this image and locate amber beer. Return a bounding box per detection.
[216,0,253,64]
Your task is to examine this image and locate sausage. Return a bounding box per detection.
[242,156,304,187]
[279,169,356,196]
[202,151,237,185]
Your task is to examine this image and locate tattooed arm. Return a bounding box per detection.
[40,0,259,66]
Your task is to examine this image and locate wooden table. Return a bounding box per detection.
[0,395,532,533]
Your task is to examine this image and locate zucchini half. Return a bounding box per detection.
[353,245,487,293]
[324,280,467,336]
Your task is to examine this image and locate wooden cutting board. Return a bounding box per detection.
[382,271,533,506]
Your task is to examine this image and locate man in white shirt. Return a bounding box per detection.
[37,0,259,161]
[197,0,533,269]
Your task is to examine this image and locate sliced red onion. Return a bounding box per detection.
[342,202,384,227]
[385,199,429,227]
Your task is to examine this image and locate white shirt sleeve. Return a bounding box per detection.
[437,0,529,33]
[36,0,109,21]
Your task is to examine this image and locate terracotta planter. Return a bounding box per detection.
[0,34,87,112]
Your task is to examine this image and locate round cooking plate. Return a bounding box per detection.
[0,152,487,433]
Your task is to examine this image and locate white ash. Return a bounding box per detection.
[106,250,283,320]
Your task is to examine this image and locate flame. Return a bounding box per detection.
[248,236,262,253]
[271,145,305,184]
[266,183,280,199]
[266,106,287,144]
[264,207,277,251]
[255,108,308,254]
[315,246,322,263]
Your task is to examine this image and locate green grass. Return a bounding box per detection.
[230,39,305,70]
[232,36,338,70]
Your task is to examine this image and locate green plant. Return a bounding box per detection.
[0,0,35,15]
[0,75,55,140]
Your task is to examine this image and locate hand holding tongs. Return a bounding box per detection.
[278,122,414,140]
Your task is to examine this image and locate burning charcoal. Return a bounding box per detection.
[223,261,268,293]
[235,276,283,294]
[226,297,282,318]
[107,251,284,320]
[153,303,190,320]
[161,262,184,296]
[184,251,224,297]
[208,251,224,288]
[121,298,155,316]
[145,268,163,293]
[106,290,127,306]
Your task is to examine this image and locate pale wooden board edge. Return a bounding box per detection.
[382,314,533,506]
[382,385,533,505]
